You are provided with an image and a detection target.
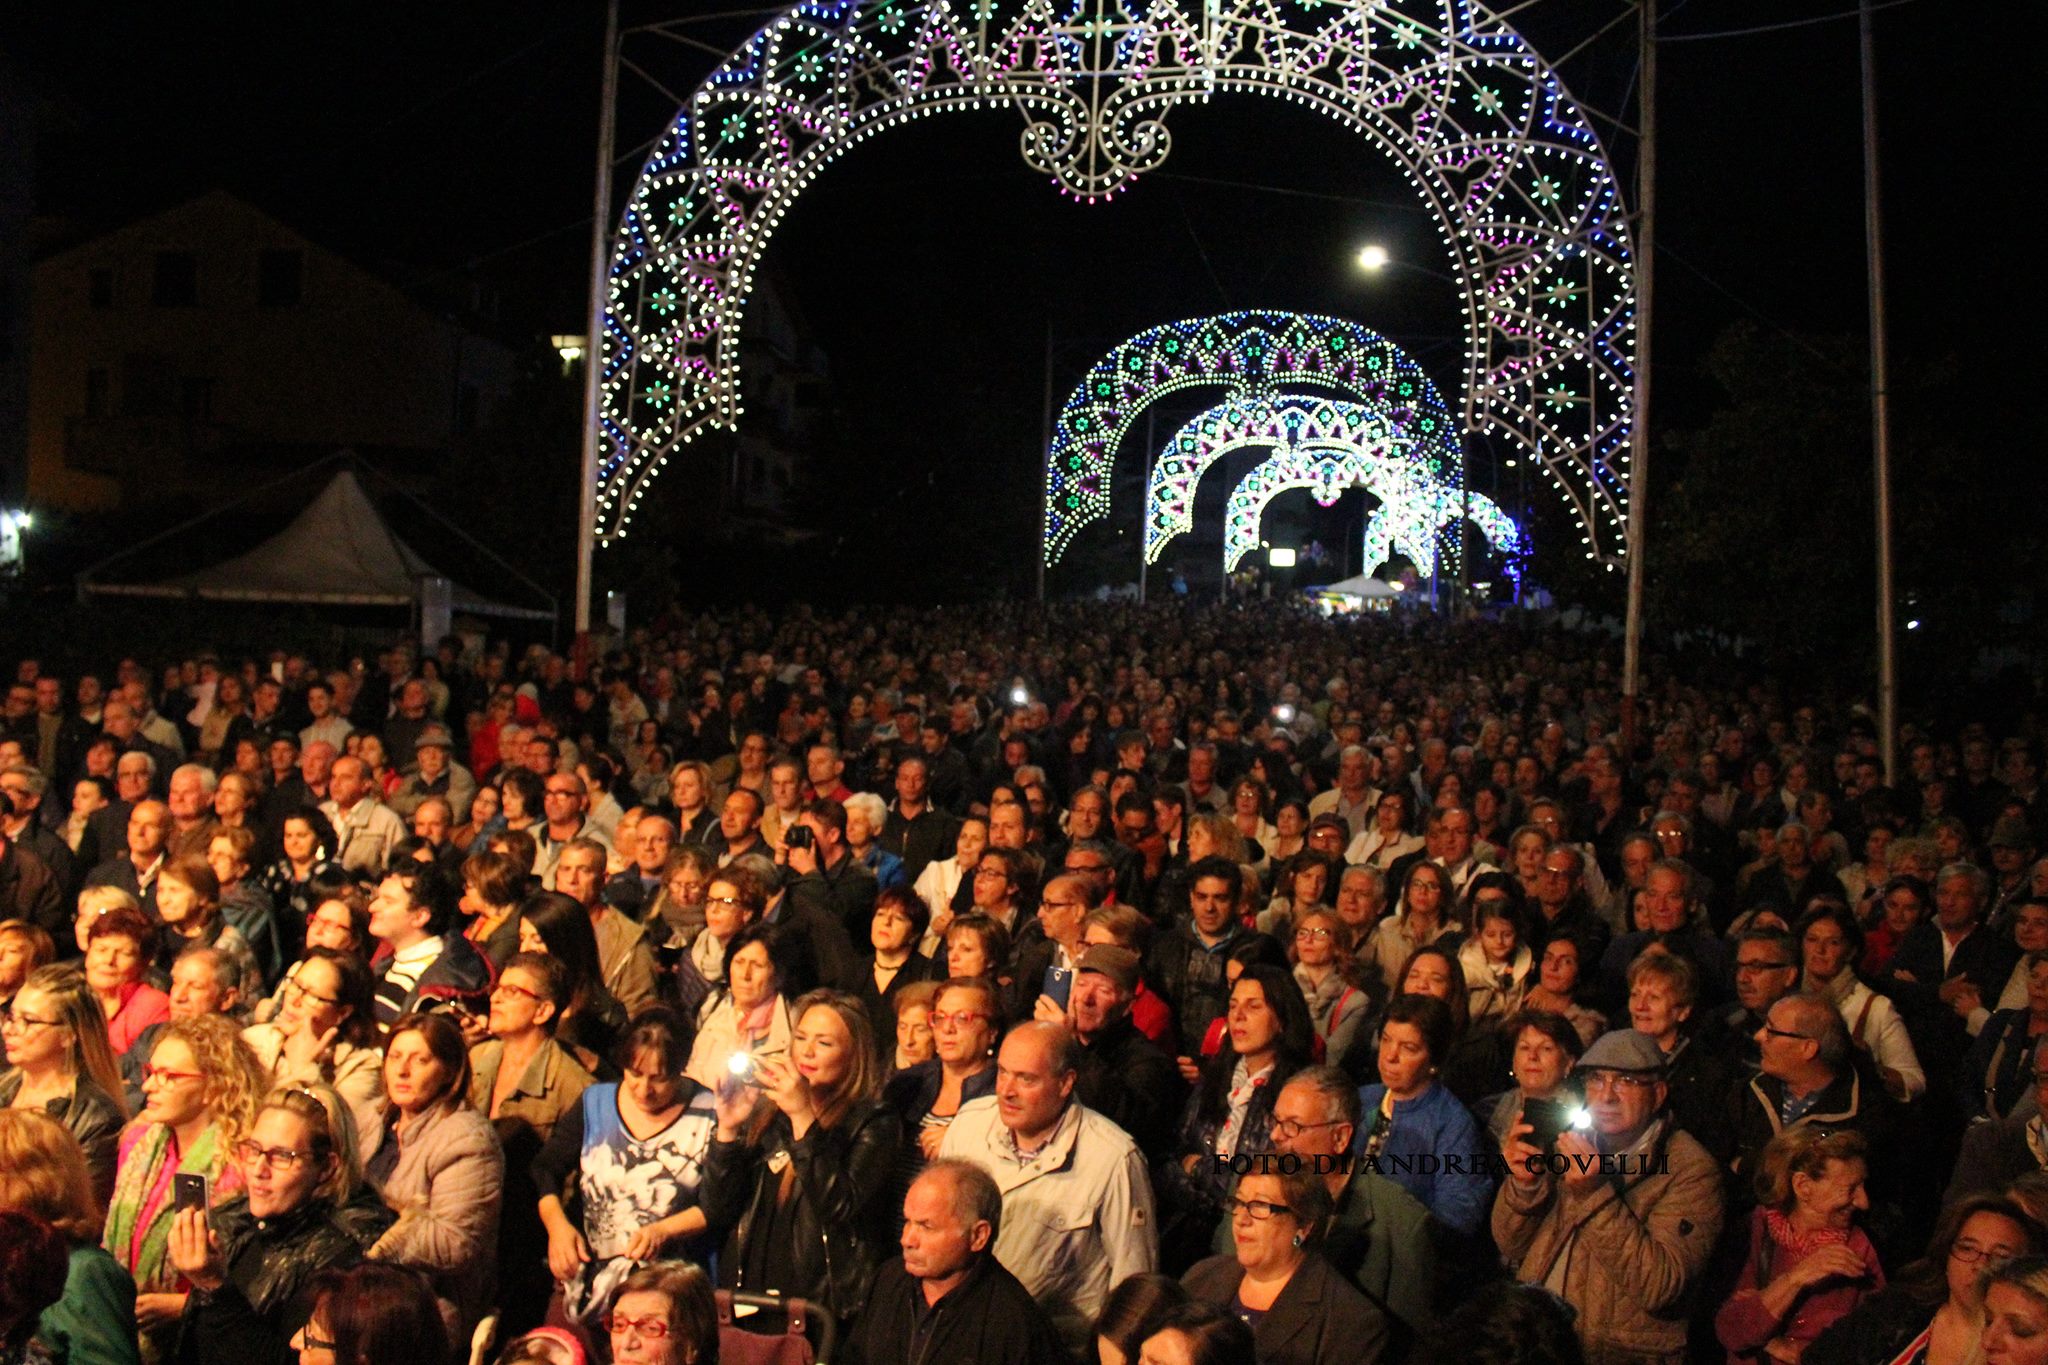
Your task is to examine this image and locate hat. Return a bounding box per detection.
[1307,812,1350,837]
[1577,1028,1668,1075]
[415,723,455,751]
[1991,816,2035,850]
[1078,945,1140,996]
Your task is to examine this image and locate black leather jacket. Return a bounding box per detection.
[0,1072,124,1205]
[701,1099,902,1321]
[173,1188,393,1365]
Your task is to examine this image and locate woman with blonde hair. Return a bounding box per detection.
[665,760,719,845]
[1717,1126,1884,1363]
[167,1083,394,1364]
[0,1109,140,1365]
[1,963,128,1201]
[104,1014,269,1350]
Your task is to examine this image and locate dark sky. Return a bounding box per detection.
[4,0,2014,595]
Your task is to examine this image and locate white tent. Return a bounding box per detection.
[84,468,552,622]
[1313,574,1402,600]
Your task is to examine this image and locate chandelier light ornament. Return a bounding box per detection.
[602,0,1635,561]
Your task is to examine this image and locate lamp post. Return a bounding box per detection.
[1354,244,1468,613]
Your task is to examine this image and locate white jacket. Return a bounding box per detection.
[1459,938,1533,1022]
[1830,974,1926,1101]
[940,1095,1158,1350]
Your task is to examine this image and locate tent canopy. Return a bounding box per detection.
[84,468,552,621]
[1313,574,1402,600]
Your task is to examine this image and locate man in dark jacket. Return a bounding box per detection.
[1070,945,1186,1164]
[785,799,880,943]
[1148,854,1260,1056]
[1947,1035,2048,1202]
[0,794,63,941]
[845,1160,1068,1365]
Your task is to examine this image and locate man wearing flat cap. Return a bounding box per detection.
[388,721,477,826]
[1494,1028,1725,1365]
[1066,943,1185,1164]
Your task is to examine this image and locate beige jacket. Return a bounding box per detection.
[242,1022,386,1163]
[940,1096,1158,1352]
[1492,1121,1724,1364]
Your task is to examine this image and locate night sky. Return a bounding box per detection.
[3,0,2017,603]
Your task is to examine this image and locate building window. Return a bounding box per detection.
[84,368,110,418]
[151,252,198,307]
[89,269,114,309]
[257,249,303,307]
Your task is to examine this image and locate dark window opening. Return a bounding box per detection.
[151,252,198,307]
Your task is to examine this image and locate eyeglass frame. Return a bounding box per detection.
[1227,1196,1296,1222]
[0,1005,62,1033]
[233,1139,313,1171]
[604,1314,674,1338]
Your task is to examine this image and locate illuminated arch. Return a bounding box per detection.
[1139,376,1458,562]
[600,0,1636,563]
[1198,432,1526,581]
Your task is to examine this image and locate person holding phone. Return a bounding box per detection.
[104,1015,268,1347]
[1017,874,1097,1025]
[702,989,901,1329]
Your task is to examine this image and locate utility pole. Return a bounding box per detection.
[1620,0,1657,753]
[1037,321,1053,604]
[1861,0,1899,782]
[1138,405,1156,604]
[573,0,621,636]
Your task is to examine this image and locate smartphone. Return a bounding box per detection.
[1521,1097,1592,1153]
[1043,965,1075,1010]
[174,1172,210,1214]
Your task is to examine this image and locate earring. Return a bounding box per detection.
[1292,1233,1304,1248]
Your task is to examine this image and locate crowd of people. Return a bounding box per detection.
[1,599,2046,1365]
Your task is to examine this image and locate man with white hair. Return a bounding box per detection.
[320,754,405,875]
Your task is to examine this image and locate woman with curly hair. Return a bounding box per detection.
[104,1014,269,1354]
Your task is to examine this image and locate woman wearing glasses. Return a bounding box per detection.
[1180,1167,1391,1365]
[362,1013,503,1346]
[1289,909,1371,1066]
[241,949,386,1163]
[1,963,128,1203]
[602,1261,718,1365]
[882,976,1002,1215]
[104,1014,268,1353]
[289,1262,447,1365]
[166,1083,394,1365]
[1805,1193,2042,1365]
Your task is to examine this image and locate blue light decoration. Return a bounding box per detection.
[599,0,1636,565]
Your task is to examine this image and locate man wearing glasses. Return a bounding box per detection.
[1209,1065,1435,1346]
[1731,993,1893,1188]
[1495,1028,1724,1364]
[1712,926,1803,1072]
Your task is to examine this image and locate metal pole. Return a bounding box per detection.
[1138,406,1156,604]
[1037,321,1053,604]
[1620,0,1656,753]
[574,0,621,637]
[1860,0,1898,782]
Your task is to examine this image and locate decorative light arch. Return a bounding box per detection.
[1216,445,1526,583]
[599,0,1636,561]
[1128,336,1462,561]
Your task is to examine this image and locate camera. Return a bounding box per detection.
[726,1052,758,1084]
[784,823,813,851]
